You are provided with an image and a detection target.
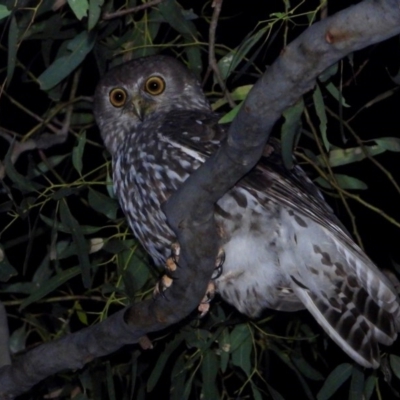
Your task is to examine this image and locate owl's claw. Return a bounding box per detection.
[211,247,225,280]
[154,243,224,317]
[198,281,216,317]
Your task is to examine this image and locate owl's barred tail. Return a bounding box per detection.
[293,273,399,368]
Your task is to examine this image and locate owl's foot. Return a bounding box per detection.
[153,242,180,297]
[153,244,225,315]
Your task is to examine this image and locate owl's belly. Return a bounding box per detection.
[214,196,305,316]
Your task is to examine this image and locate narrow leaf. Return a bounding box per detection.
[349,365,364,400]
[147,336,184,392]
[72,131,86,174]
[201,351,219,399]
[313,84,329,151]
[19,266,81,310]
[317,363,352,400]
[0,246,18,282]
[59,201,91,288]
[7,15,18,85]
[281,98,304,169]
[88,188,118,220]
[390,354,400,380]
[0,5,11,20]
[89,0,104,30]
[38,31,96,90]
[315,174,367,190]
[68,0,89,20]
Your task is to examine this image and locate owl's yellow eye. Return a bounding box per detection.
[144,76,165,95]
[109,88,127,107]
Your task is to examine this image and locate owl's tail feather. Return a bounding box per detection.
[293,276,398,369]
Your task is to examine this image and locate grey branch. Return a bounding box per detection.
[1,0,400,397]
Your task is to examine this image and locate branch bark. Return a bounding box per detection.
[1,0,400,397]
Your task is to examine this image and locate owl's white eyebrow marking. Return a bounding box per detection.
[158,135,206,163]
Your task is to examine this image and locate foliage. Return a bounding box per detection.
[1,0,400,398]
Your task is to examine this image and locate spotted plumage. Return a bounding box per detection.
[94,55,400,368]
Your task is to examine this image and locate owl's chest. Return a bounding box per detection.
[113,135,203,265]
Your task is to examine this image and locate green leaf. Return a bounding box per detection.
[0,246,18,282]
[349,365,364,400]
[88,0,104,30]
[229,324,250,352]
[291,354,324,381]
[218,102,243,124]
[0,5,11,20]
[281,98,304,169]
[317,363,352,400]
[266,383,286,400]
[72,131,86,174]
[251,383,263,400]
[325,82,350,107]
[38,31,96,90]
[390,354,400,380]
[171,353,187,400]
[29,154,69,178]
[147,335,184,392]
[106,361,117,400]
[313,84,329,151]
[217,27,267,81]
[159,0,197,38]
[5,144,43,193]
[68,0,89,20]
[88,188,118,220]
[19,266,81,310]
[201,351,219,399]
[315,174,367,190]
[363,375,376,400]
[59,201,91,288]
[121,251,150,297]
[7,15,18,85]
[373,137,400,152]
[231,333,252,376]
[219,328,230,373]
[212,85,252,111]
[40,214,103,235]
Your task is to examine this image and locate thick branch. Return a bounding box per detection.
[1,0,400,397]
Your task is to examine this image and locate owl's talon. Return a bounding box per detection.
[197,281,216,317]
[153,274,174,298]
[211,247,225,280]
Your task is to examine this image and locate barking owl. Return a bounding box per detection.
[93,54,399,368]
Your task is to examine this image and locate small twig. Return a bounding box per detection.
[208,0,235,108]
[102,0,164,20]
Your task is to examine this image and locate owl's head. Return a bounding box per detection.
[93,55,210,156]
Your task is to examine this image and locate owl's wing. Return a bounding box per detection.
[161,110,400,367]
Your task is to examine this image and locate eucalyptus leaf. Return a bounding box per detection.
[281,98,304,169]
[19,266,81,310]
[59,201,91,288]
[313,84,329,151]
[317,363,352,400]
[7,15,18,85]
[72,132,86,175]
[68,0,89,20]
[147,335,184,392]
[0,5,11,20]
[315,174,367,190]
[201,351,219,399]
[0,246,18,282]
[38,31,96,90]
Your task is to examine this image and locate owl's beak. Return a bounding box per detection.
[131,97,144,121]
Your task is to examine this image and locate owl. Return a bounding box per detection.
[93,55,400,368]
